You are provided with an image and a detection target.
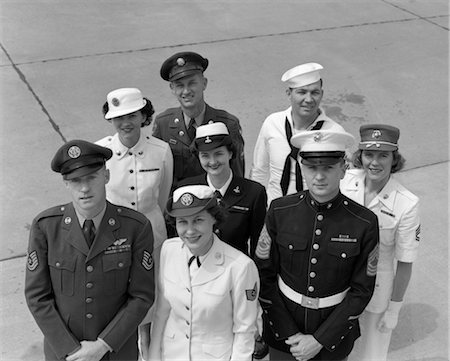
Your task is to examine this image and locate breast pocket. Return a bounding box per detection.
[378,213,397,247]
[102,252,131,295]
[278,233,308,271]
[326,242,360,282]
[48,257,76,296]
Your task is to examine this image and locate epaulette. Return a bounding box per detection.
[113,205,149,225]
[155,108,178,120]
[212,108,239,122]
[272,191,307,210]
[34,204,67,221]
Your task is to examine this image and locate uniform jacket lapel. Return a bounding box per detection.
[87,202,120,262]
[223,176,245,208]
[62,203,90,256]
[168,108,191,147]
[374,176,397,211]
[191,235,225,286]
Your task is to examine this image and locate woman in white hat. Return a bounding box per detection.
[341,124,421,361]
[96,88,173,340]
[146,185,259,361]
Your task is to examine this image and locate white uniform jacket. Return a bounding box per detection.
[149,235,259,361]
[250,107,344,205]
[341,169,420,312]
[97,131,173,250]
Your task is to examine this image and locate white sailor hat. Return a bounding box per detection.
[104,88,147,120]
[193,122,232,151]
[281,62,323,88]
[166,185,218,217]
[291,130,355,165]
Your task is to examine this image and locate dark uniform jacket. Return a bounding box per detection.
[180,174,267,257]
[255,191,379,360]
[25,202,155,361]
[153,103,245,187]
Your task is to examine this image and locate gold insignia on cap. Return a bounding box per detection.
[313,133,322,142]
[67,146,81,159]
[109,218,116,226]
[372,130,382,139]
[64,217,71,224]
[180,193,194,206]
[112,98,120,106]
[176,57,186,66]
[205,136,212,144]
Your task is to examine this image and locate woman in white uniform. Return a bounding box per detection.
[147,185,259,361]
[96,88,173,347]
[341,124,421,361]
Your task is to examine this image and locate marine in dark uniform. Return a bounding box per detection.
[153,51,245,187]
[254,130,379,361]
[24,140,155,361]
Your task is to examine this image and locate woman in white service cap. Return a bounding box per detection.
[341,124,421,361]
[96,88,174,348]
[147,185,259,361]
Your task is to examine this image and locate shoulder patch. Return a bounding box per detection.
[246,282,258,301]
[142,250,154,271]
[27,251,39,271]
[255,225,272,260]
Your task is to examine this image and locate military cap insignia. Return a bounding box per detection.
[27,251,39,271]
[246,282,258,301]
[181,193,194,206]
[366,244,379,276]
[205,136,212,144]
[67,146,81,159]
[313,132,322,142]
[142,250,154,271]
[112,97,120,106]
[255,226,271,260]
[372,130,382,139]
[176,57,186,66]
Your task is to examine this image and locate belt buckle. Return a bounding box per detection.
[301,295,319,309]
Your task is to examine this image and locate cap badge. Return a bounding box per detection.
[67,146,81,159]
[176,57,186,66]
[205,136,212,144]
[180,193,194,206]
[111,98,120,107]
[372,130,382,139]
[313,133,322,142]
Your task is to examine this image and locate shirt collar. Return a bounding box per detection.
[75,203,107,230]
[207,170,233,197]
[111,132,147,160]
[183,104,206,127]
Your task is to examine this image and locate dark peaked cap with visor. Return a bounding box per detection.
[51,139,112,180]
[160,51,209,82]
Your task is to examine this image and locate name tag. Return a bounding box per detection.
[380,209,395,218]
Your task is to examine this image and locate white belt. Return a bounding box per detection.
[278,276,349,309]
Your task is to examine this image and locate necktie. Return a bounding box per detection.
[280,117,303,196]
[187,118,196,141]
[83,219,95,247]
[188,255,201,268]
[214,190,222,199]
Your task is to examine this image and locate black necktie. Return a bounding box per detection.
[83,220,95,247]
[280,117,303,196]
[188,255,201,267]
[187,118,196,141]
[214,190,222,199]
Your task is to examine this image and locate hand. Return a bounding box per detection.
[139,323,151,361]
[286,334,322,361]
[65,340,109,361]
[377,300,403,333]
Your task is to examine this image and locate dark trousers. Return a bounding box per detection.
[269,347,348,361]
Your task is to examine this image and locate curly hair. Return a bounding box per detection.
[351,149,406,173]
[102,97,155,127]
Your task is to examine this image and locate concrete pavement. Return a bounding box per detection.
[1,1,448,360]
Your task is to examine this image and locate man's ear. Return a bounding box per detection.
[105,168,110,184]
[285,88,291,97]
[203,76,208,91]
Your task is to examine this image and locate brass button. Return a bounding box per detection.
[308,286,314,292]
[86,313,93,319]
[86,282,93,289]
[313,243,319,250]
[288,244,293,250]
[317,214,323,221]
[55,262,61,267]
[315,229,322,236]
[310,272,316,278]
[311,258,317,264]
[341,253,347,258]
[118,262,124,268]
[85,297,93,304]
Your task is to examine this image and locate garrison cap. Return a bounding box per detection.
[166,185,218,217]
[359,124,399,151]
[51,140,112,180]
[281,62,323,88]
[291,130,355,165]
[104,88,147,120]
[160,51,209,82]
[193,122,232,152]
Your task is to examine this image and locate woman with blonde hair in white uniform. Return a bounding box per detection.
[146,185,259,361]
[341,124,421,361]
